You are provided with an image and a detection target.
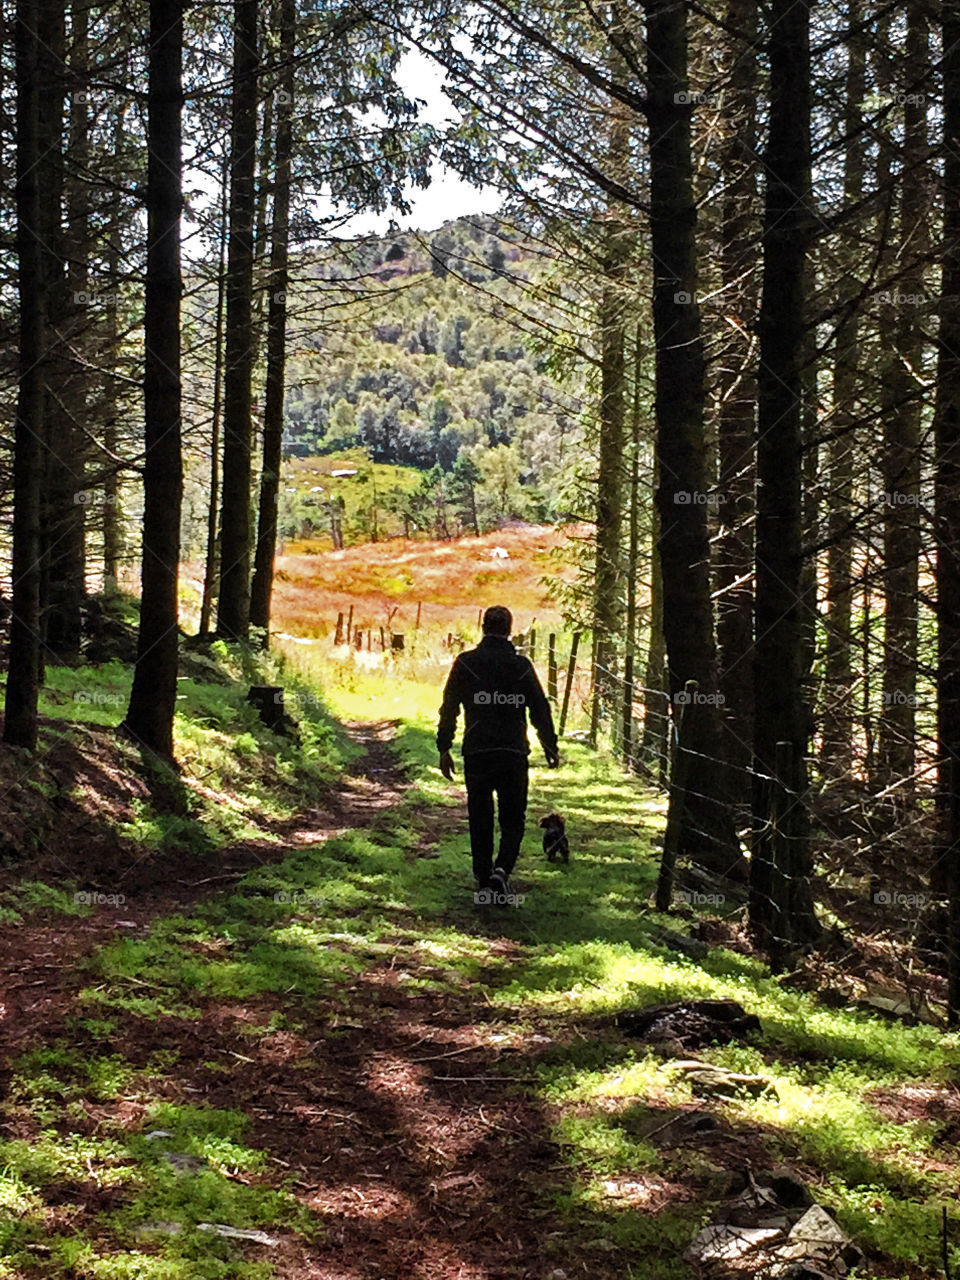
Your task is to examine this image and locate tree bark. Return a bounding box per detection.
[250,0,294,637]
[37,0,84,666]
[4,0,45,748]
[878,9,927,791]
[935,0,960,1017]
[199,149,229,637]
[714,0,758,800]
[121,0,183,758]
[621,327,642,766]
[101,102,127,595]
[820,3,865,778]
[592,222,627,732]
[641,458,668,781]
[217,0,259,641]
[645,0,741,872]
[750,0,819,956]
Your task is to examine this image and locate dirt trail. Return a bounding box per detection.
[0,721,624,1280]
[0,721,404,1065]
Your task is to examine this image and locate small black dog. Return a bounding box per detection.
[540,813,570,864]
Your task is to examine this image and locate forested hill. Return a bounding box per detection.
[280,218,582,507]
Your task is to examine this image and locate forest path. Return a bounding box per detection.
[0,720,408,1066]
[0,718,941,1280]
[0,720,642,1280]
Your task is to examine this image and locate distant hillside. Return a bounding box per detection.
[281,217,583,523]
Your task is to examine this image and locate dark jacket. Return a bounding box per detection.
[437,634,559,760]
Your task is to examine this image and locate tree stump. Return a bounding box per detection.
[246,685,297,738]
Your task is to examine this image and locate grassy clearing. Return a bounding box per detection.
[258,520,577,640]
[0,661,958,1276]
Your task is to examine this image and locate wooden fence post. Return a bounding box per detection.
[346,604,354,644]
[334,611,344,644]
[528,628,536,663]
[621,652,634,766]
[548,633,558,702]
[588,632,600,748]
[655,679,698,912]
[558,632,581,737]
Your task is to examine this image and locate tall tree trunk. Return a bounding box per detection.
[250,0,294,637]
[58,0,90,627]
[101,106,125,594]
[935,0,960,1017]
[714,0,758,800]
[750,0,819,956]
[641,458,668,780]
[199,150,229,637]
[798,254,820,688]
[217,0,258,641]
[121,0,183,758]
[645,0,741,872]
[591,34,631,740]
[37,0,84,666]
[253,81,274,346]
[820,3,865,776]
[4,0,45,748]
[592,223,627,734]
[621,327,642,766]
[878,9,927,791]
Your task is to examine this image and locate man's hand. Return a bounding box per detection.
[439,750,456,780]
[545,748,560,769]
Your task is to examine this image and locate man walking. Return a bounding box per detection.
[437,605,559,903]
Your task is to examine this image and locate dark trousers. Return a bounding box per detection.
[464,752,529,883]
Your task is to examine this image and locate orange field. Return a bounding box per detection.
[270,523,581,641]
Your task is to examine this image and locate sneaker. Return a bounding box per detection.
[488,867,510,905]
[473,877,493,906]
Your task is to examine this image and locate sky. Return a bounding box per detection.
[333,49,503,237]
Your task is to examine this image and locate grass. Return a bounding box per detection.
[0,634,354,869]
[1,657,958,1276]
[281,448,423,549]
[256,520,577,640]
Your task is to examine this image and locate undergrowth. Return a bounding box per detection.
[0,656,957,1277]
